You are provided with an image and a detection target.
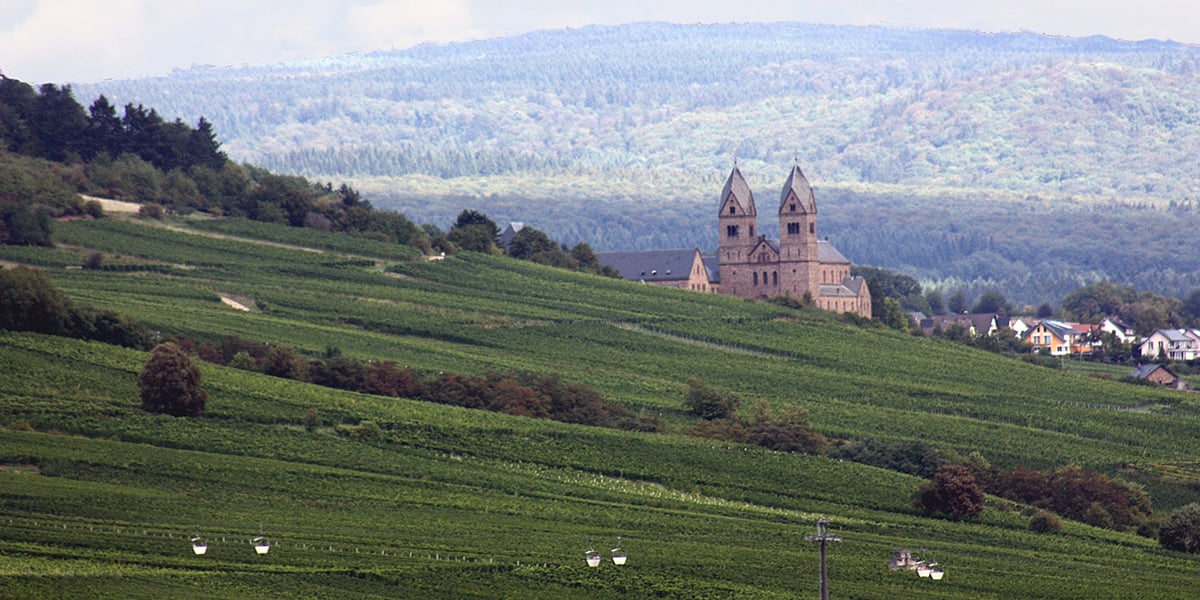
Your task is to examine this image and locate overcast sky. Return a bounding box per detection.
[3,0,1198,84]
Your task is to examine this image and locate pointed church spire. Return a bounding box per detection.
[720,162,755,215]
[779,162,816,214]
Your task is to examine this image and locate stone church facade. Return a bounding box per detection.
[595,163,871,319]
[715,164,871,318]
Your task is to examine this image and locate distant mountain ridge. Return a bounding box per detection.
[72,21,1200,305]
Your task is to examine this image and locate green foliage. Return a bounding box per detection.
[683,378,740,421]
[138,342,206,417]
[913,464,985,521]
[971,290,1012,315]
[1030,510,1064,534]
[1159,503,1200,552]
[830,437,961,479]
[262,344,308,381]
[0,265,68,334]
[1061,282,1183,334]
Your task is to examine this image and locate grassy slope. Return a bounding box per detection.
[3,216,1200,597]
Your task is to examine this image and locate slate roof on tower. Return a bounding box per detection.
[779,163,816,214]
[720,166,756,214]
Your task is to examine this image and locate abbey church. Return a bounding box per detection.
[596,164,871,319]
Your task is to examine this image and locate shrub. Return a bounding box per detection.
[138,203,165,219]
[1030,510,1064,534]
[913,464,986,521]
[263,344,309,381]
[683,378,740,420]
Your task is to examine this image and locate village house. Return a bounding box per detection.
[1139,329,1200,361]
[918,313,1008,337]
[1021,320,1095,356]
[1099,317,1138,345]
[1007,316,1038,339]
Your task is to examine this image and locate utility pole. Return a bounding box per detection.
[804,519,841,600]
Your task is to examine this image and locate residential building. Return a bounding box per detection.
[1099,317,1137,345]
[919,313,1006,337]
[1022,320,1077,356]
[1139,329,1200,361]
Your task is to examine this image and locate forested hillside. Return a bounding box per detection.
[70,22,1200,305]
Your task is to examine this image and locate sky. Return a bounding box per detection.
[2,0,1198,84]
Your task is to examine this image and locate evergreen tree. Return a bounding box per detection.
[86,95,124,158]
[29,84,88,161]
[187,117,227,169]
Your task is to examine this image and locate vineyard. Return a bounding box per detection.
[4,216,1200,597]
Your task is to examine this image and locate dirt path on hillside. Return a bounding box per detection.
[80,195,141,214]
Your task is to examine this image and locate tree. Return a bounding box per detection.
[263,344,309,381]
[448,209,500,253]
[683,378,740,420]
[881,297,911,332]
[29,84,88,161]
[1159,503,1200,553]
[186,116,227,169]
[1061,282,1136,323]
[913,464,985,521]
[947,289,968,314]
[2,204,53,246]
[85,95,124,158]
[507,226,557,260]
[138,343,207,417]
[971,290,1011,315]
[0,265,67,334]
[447,223,498,253]
[925,290,946,315]
[1036,302,1055,318]
[452,209,499,238]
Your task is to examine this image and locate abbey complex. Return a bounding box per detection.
[597,164,872,319]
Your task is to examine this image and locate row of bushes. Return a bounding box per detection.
[173,334,658,431]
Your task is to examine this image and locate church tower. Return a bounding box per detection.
[717,165,758,297]
[777,163,821,297]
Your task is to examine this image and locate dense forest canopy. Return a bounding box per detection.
[38,22,1200,305]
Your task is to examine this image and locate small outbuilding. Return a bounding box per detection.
[1129,363,1186,390]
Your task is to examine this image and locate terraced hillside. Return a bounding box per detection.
[3,215,1200,598]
